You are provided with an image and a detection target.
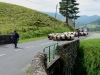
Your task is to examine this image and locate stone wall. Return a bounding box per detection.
[0,34,13,45]
[30,39,79,75]
[58,39,79,75]
[30,52,47,75]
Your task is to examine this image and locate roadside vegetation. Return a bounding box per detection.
[0,2,75,41]
[26,67,31,75]
[73,38,100,75]
[95,31,100,33]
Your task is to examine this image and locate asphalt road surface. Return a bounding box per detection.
[0,33,100,75]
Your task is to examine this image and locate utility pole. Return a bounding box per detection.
[55,4,58,20]
[54,4,58,30]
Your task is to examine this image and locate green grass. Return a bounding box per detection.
[86,24,97,28]
[73,38,100,75]
[19,36,47,43]
[94,31,100,33]
[26,67,31,75]
[0,2,75,40]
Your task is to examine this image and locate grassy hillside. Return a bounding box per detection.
[0,2,75,39]
[73,38,100,75]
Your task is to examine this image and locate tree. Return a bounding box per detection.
[59,0,80,27]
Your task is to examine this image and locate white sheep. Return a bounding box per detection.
[52,33,60,41]
[66,32,74,40]
[79,32,84,36]
[47,33,55,40]
[83,32,88,36]
[60,33,66,40]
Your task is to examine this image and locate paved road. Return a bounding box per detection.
[0,33,100,75]
[83,33,100,40]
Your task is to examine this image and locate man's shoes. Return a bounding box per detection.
[15,47,18,48]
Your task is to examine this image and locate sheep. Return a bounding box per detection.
[56,34,61,41]
[83,31,88,36]
[52,34,57,41]
[48,32,76,41]
[73,32,77,37]
[52,33,60,41]
[79,32,84,36]
[47,33,55,40]
[60,33,66,40]
[66,32,74,40]
[70,34,74,40]
[75,32,78,37]
[48,33,59,40]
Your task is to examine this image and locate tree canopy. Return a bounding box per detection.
[59,0,80,27]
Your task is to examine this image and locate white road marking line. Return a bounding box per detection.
[46,42,52,44]
[0,54,5,57]
[26,46,34,48]
[15,49,22,51]
[41,42,52,45]
[15,46,34,51]
[31,46,34,47]
[26,46,31,48]
[41,43,45,45]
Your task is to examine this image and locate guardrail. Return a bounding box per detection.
[43,43,58,62]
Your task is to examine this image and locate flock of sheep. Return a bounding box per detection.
[47,31,88,41]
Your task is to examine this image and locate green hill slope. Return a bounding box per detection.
[79,18,100,32]
[0,2,75,39]
[90,18,100,25]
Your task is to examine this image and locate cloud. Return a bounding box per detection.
[25,0,61,12]
[0,0,61,12]
[0,0,100,16]
[77,0,100,16]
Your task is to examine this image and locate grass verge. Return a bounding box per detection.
[73,38,100,75]
[19,36,47,43]
[26,67,31,75]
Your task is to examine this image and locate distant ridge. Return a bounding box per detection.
[76,15,100,24]
[44,12,100,27]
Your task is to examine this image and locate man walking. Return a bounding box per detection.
[77,28,80,38]
[12,31,19,48]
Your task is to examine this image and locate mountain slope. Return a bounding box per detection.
[0,2,75,39]
[75,15,100,27]
[76,15,100,24]
[90,18,100,25]
[79,18,100,31]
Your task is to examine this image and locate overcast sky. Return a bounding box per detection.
[0,0,100,16]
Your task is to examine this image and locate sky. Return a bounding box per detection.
[0,0,100,16]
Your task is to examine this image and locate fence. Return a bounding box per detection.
[43,43,58,62]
